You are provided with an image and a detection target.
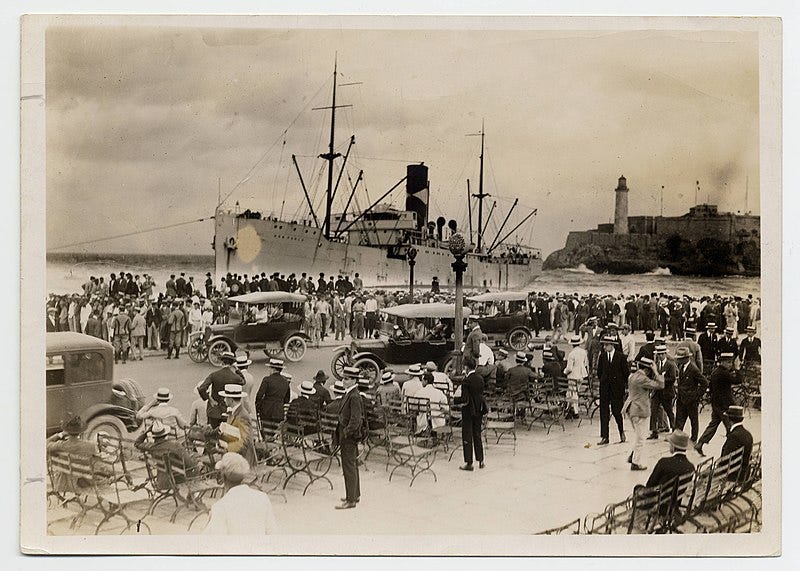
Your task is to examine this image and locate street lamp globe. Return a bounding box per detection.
[448,232,466,256]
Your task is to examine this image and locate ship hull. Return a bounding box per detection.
[214,213,541,291]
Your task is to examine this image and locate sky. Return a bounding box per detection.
[45,24,760,257]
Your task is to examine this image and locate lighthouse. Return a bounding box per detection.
[614,175,629,235]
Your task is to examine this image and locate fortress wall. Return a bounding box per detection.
[565,231,655,249]
[656,215,760,241]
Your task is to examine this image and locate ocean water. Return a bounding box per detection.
[46,254,760,299]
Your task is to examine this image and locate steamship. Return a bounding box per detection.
[213,64,542,291]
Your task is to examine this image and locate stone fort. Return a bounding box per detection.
[564,175,761,250]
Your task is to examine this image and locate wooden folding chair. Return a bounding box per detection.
[254,419,288,497]
[388,398,439,487]
[484,400,517,455]
[539,518,581,535]
[280,421,334,495]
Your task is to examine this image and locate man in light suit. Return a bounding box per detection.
[463,323,483,363]
[596,336,629,445]
[623,357,664,470]
[335,366,364,509]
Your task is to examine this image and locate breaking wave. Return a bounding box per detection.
[564,263,595,274]
[646,267,672,276]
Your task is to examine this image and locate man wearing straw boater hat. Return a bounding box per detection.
[623,356,664,471]
[219,383,257,468]
[563,335,588,420]
[375,370,401,404]
[401,364,425,400]
[505,351,536,402]
[677,326,704,372]
[255,358,290,424]
[643,429,694,488]
[233,354,256,415]
[203,452,278,535]
[196,351,243,429]
[335,366,365,509]
[697,322,719,374]
[648,343,677,440]
[720,405,753,481]
[717,326,739,358]
[325,380,347,414]
[674,346,708,444]
[596,334,629,445]
[136,387,189,434]
[695,352,741,457]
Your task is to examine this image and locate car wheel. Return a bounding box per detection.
[264,346,282,358]
[85,414,127,444]
[354,357,380,383]
[283,335,307,362]
[330,352,349,380]
[207,339,232,367]
[188,338,208,363]
[442,356,458,376]
[508,328,530,351]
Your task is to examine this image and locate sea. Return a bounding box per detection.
[45,255,761,299]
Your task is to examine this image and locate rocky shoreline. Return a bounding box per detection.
[544,236,760,277]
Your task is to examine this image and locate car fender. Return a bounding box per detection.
[507,325,532,337]
[82,403,140,434]
[207,334,238,351]
[354,352,386,369]
[281,331,310,343]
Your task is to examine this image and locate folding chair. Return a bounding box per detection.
[88,455,152,534]
[683,448,744,532]
[280,421,334,495]
[96,433,150,496]
[388,398,439,487]
[254,420,289,496]
[484,400,516,455]
[539,518,581,535]
[527,382,566,434]
[47,452,101,531]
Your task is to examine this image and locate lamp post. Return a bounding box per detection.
[449,232,468,374]
[407,247,417,299]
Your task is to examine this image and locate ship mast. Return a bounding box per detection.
[469,121,490,253]
[313,56,353,239]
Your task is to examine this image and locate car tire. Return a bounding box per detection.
[188,338,208,363]
[207,339,232,367]
[283,335,307,362]
[85,414,128,443]
[507,328,530,351]
[354,357,381,383]
[330,351,349,380]
[442,356,458,376]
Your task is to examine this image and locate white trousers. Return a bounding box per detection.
[629,415,649,465]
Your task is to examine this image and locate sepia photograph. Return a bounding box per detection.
[19,13,782,556]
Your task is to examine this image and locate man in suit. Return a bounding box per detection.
[255,359,291,425]
[196,351,244,429]
[335,366,364,509]
[596,336,629,445]
[697,322,719,373]
[644,429,695,488]
[454,355,486,471]
[674,346,708,443]
[634,330,657,362]
[695,352,741,456]
[219,384,257,468]
[46,307,59,332]
[717,327,739,357]
[738,326,761,365]
[720,405,753,481]
[463,323,483,363]
[648,344,677,439]
[623,357,664,470]
[677,327,704,373]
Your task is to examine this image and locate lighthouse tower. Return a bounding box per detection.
[614,175,629,235]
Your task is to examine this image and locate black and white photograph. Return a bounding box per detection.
[19,13,782,556]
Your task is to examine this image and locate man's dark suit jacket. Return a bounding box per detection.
[336,388,364,444]
[676,361,708,405]
[645,453,695,488]
[596,349,629,401]
[454,371,485,417]
[255,372,291,422]
[707,367,740,410]
[722,424,753,481]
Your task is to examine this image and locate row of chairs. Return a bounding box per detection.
[540,442,762,535]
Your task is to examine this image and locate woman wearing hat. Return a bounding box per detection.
[563,335,588,420]
[622,357,664,470]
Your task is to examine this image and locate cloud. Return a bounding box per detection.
[45,25,760,257]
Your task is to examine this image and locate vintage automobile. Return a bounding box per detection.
[329,302,472,382]
[467,291,533,351]
[190,291,310,367]
[46,332,145,441]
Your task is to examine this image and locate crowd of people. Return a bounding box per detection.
[45,266,763,534]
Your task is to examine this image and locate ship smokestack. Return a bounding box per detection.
[436,217,446,241]
[406,164,429,230]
